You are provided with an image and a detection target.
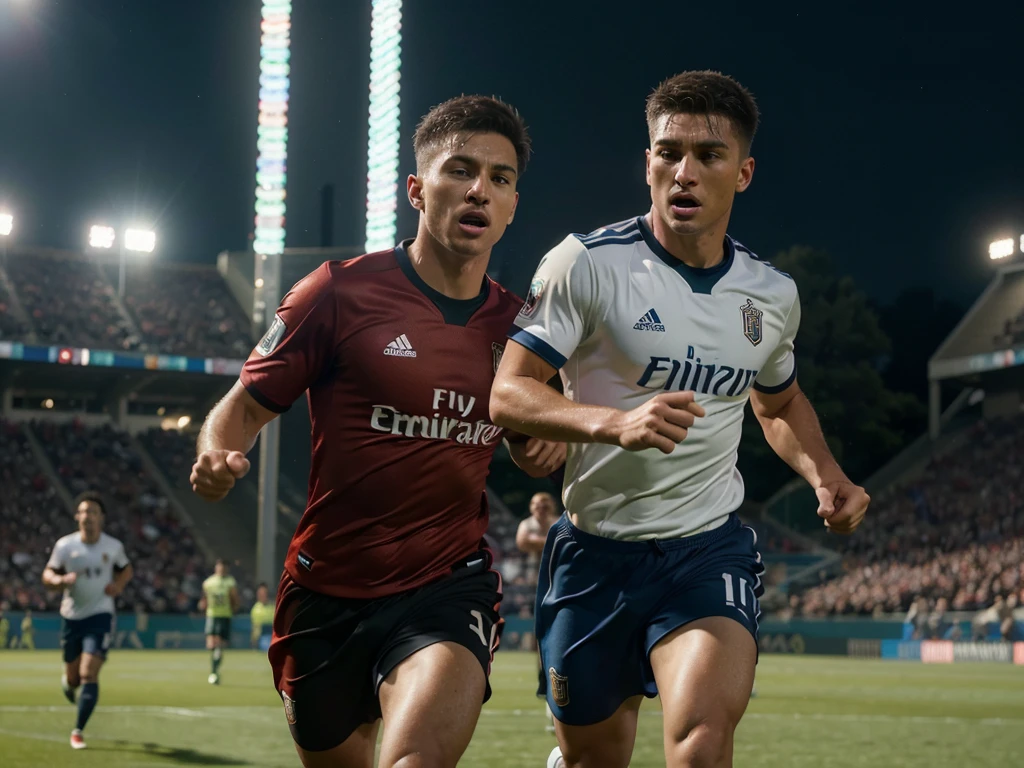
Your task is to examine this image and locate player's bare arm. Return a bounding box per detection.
[191,381,277,501]
[490,340,705,454]
[506,436,566,477]
[229,586,240,614]
[750,381,870,534]
[515,519,547,554]
[104,564,134,597]
[42,567,75,591]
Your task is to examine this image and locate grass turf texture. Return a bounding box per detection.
[1,650,1022,766]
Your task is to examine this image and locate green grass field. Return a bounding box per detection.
[1,650,1022,766]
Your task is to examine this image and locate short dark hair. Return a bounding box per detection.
[216,558,227,567]
[413,95,532,176]
[74,491,106,516]
[646,71,760,152]
[257,582,268,591]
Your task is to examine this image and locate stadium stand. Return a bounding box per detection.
[793,415,1024,625]
[0,247,253,360]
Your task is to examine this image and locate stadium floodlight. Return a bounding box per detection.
[177,415,191,429]
[0,212,13,237]
[124,228,156,253]
[88,224,116,249]
[364,0,403,252]
[989,238,1015,260]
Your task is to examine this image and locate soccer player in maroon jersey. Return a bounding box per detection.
[190,96,564,768]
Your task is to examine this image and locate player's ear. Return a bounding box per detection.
[645,149,653,186]
[407,173,425,212]
[736,155,754,193]
[506,191,519,226]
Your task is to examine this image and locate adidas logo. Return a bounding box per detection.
[384,334,417,357]
[633,308,666,332]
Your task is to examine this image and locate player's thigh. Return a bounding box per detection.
[294,721,379,768]
[377,641,486,768]
[649,616,756,768]
[78,651,105,681]
[553,695,643,768]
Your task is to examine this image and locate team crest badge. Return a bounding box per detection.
[519,278,546,319]
[740,299,763,346]
[548,667,570,707]
[256,314,287,357]
[281,690,297,725]
[102,553,109,563]
[492,342,504,373]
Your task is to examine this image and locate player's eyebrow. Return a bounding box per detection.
[654,138,730,151]
[447,154,518,178]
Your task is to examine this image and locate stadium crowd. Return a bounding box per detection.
[792,416,1024,631]
[0,251,252,359]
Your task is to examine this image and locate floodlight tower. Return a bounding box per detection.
[252,0,292,586]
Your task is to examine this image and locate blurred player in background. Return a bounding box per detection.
[0,607,9,648]
[200,559,239,684]
[516,491,560,731]
[41,491,133,750]
[491,70,869,768]
[191,95,564,768]
[18,610,33,650]
[250,582,275,651]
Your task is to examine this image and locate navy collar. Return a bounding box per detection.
[636,216,735,295]
[394,240,490,326]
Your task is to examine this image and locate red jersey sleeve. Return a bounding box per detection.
[240,264,338,413]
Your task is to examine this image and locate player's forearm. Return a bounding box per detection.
[197,391,263,456]
[41,569,67,590]
[112,565,133,590]
[757,391,846,488]
[490,375,619,444]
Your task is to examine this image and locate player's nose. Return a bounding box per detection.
[466,176,490,205]
[673,155,699,186]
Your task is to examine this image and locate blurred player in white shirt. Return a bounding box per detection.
[42,491,133,750]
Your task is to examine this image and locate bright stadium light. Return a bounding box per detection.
[253,0,291,258]
[989,238,1015,260]
[88,224,116,249]
[0,212,13,237]
[364,0,403,253]
[124,228,156,253]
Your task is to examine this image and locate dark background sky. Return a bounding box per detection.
[1,0,1022,307]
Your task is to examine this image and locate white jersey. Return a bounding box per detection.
[511,215,799,540]
[46,532,130,620]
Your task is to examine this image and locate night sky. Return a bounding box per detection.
[1,0,1022,306]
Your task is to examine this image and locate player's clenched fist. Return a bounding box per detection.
[191,450,251,502]
[601,391,706,454]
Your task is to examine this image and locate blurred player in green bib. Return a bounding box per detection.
[200,559,239,684]
[249,582,274,651]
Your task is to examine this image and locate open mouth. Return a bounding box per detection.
[670,194,701,215]
[458,211,489,234]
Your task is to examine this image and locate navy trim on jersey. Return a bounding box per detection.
[508,328,567,369]
[394,241,490,326]
[637,216,735,295]
[753,364,798,395]
[244,383,290,413]
[577,218,641,248]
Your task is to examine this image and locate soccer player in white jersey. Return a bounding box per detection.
[42,491,133,750]
[490,70,870,768]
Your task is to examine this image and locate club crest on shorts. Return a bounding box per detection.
[281,690,297,725]
[548,667,569,707]
[740,299,763,346]
[492,342,504,373]
[256,314,287,357]
[519,278,545,319]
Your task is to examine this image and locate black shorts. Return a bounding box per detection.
[205,617,232,641]
[269,552,503,752]
[61,613,114,663]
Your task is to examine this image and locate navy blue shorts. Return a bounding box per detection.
[535,513,763,726]
[60,612,115,663]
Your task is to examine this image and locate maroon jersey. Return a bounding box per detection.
[240,243,522,598]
